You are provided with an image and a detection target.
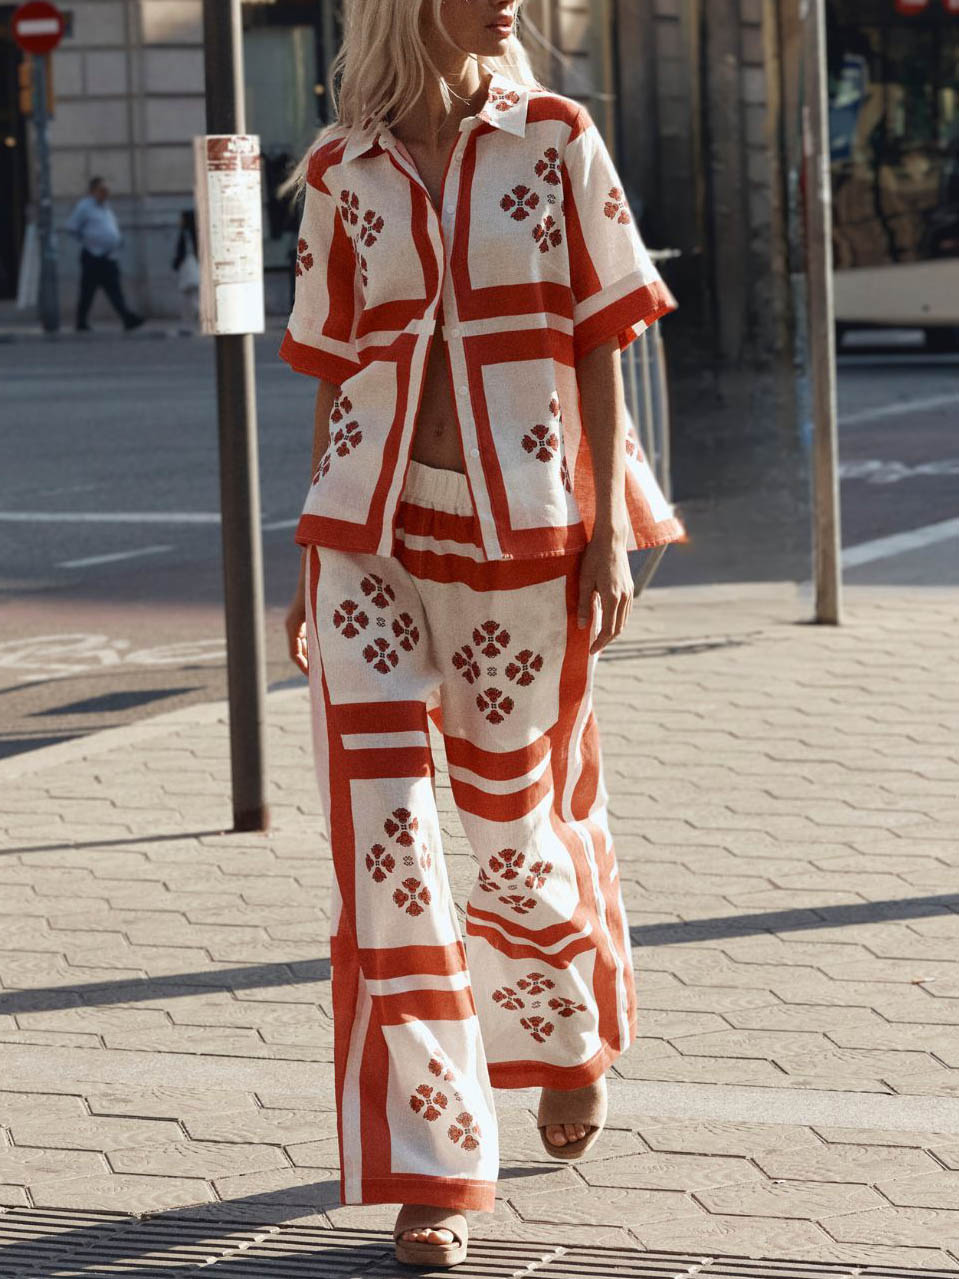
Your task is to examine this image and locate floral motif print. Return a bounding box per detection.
[448,1111,481,1151]
[532,214,563,253]
[410,1083,447,1121]
[478,867,500,894]
[475,687,514,725]
[332,419,363,457]
[505,649,544,687]
[332,599,369,639]
[560,454,572,493]
[312,450,331,484]
[549,995,588,1017]
[393,876,431,916]
[384,808,418,846]
[391,612,420,653]
[339,189,360,228]
[358,207,385,247]
[295,237,313,276]
[473,621,511,658]
[520,1016,554,1043]
[361,573,396,609]
[487,87,520,112]
[500,185,540,221]
[452,644,481,684]
[363,637,399,674]
[499,892,537,915]
[603,186,632,224]
[488,848,524,880]
[522,421,560,463]
[517,972,555,995]
[625,434,638,458]
[492,986,525,1011]
[429,1053,457,1084]
[534,147,562,186]
[365,843,395,883]
[524,859,553,890]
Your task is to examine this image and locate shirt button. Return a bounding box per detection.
[449,327,461,338]
[457,385,468,397]
[470,448,480,459]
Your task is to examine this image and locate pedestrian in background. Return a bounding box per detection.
[171,209,200,336]
[65,177,144,333]
[281,0,683,1267]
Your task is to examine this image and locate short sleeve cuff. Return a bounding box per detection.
[573,274,677,361]
[278,329,362,385]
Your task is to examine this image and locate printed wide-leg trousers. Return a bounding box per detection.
[305,460,637,1213]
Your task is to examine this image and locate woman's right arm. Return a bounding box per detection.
[284,378,339,674]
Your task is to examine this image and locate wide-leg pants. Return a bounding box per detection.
[305,460,637,1213]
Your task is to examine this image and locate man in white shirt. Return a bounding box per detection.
[65,177,144,332]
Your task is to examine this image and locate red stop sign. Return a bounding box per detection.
[12,0,65,54]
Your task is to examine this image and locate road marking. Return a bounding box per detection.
[840,458,959,484]
[842,517,959,568]
[0,511,220,525]
[262,518,298,531]
[839,390,959,426]
[58,545,172,570]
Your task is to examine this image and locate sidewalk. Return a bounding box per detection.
[1,581,958,1273]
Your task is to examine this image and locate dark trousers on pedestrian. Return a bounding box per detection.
[76,249,135,329]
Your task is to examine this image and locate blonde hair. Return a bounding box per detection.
[281,0,543,196]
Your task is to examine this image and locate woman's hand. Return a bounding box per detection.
[285,591,309,675]
[577,529,633,655]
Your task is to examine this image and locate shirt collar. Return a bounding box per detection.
[341,71,530,163]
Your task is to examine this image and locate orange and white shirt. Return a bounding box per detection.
[279,70,684,561]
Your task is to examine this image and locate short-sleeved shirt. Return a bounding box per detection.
[279,70,684,561]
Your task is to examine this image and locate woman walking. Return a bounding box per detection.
[282,0,683,1266]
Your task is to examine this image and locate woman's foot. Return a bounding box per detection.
[543,1120,591,1147]
[538,1076,608,1159]
[393,1205,468,1267]
[398,1207,455,1246]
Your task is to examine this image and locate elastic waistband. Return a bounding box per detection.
[400,459,474,516]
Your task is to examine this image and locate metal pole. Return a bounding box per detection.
[802,0,842,624]
[202,0,270,831]
[32,53,59,333]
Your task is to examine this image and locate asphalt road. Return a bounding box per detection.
[1,327,956,759]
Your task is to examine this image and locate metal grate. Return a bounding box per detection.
[1,1209,958,1278]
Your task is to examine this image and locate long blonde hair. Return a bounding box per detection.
[281,0,543,196]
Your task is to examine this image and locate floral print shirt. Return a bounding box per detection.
[280,71,683,560]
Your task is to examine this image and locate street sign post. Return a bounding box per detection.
[13,0,64,334]
[200,0,270,832]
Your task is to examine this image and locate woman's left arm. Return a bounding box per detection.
[575,337,633,654]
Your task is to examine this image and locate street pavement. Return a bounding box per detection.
[1,321,957,762]
[2,580,959,1270]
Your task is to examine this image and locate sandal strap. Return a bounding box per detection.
[393,1205,467,1245]
[537,1078,608,1129]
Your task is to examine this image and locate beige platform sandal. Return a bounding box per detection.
[393,1204,468,1269]
[538,1075,608,1160]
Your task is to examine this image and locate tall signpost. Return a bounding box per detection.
[13,0,64,333]
[197,0,270,831]
[801,0,842,624]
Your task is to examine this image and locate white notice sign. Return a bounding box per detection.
[193,134,265,335]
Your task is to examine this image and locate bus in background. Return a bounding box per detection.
[828,0,959,350]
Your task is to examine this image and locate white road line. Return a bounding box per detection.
[0,511,220,525]
[58,545,173,570]
[842,517,959,568]
[262,518,298,531]
[839,391,959,426]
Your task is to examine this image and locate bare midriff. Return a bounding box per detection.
[399,131,468,475]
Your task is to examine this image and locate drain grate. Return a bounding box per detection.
[1,1209,958,1278]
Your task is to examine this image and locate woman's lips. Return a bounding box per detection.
[489,20,513,33]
